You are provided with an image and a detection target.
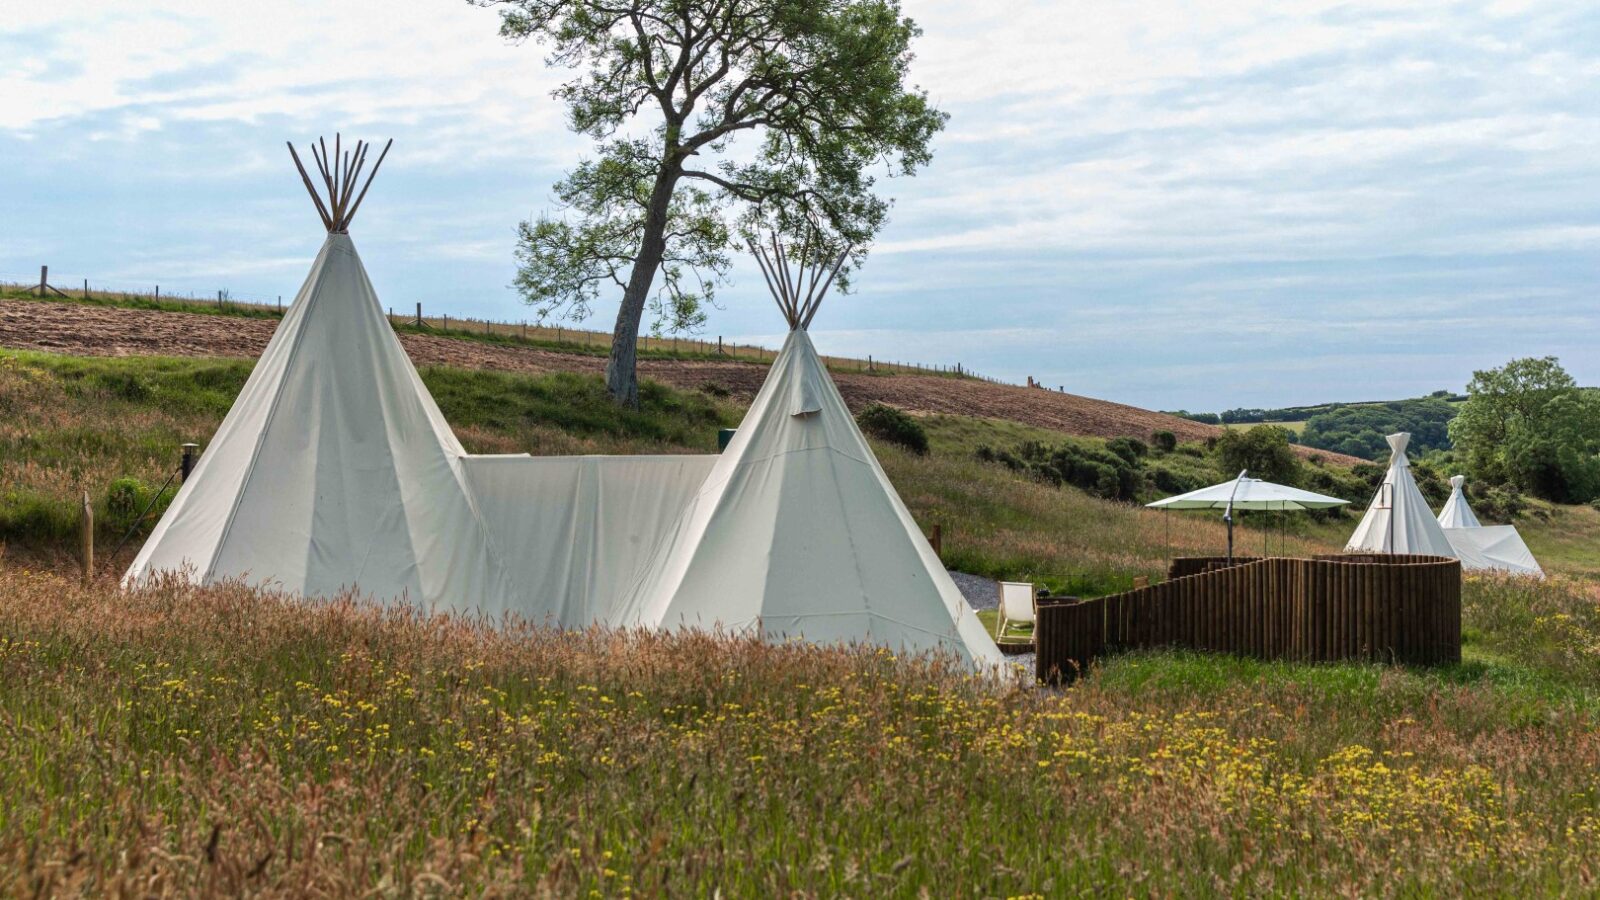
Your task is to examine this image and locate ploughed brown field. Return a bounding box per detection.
[0,298,1363,465]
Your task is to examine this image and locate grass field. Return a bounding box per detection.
[3,346,1600,894]
[4,569,1600,895]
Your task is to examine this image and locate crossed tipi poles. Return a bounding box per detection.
[747,233,851,331]
[288,134,393,234]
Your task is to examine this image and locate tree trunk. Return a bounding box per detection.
[606,162,682,407]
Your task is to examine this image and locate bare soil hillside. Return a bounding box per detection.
[0,299,1362,463]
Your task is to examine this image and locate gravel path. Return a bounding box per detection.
[948,570,999,610]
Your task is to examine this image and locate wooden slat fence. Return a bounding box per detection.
[1037,554,1461,684]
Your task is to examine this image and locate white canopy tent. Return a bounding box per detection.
[614,238,1005,668]
[1437,475,1544,576]
[1146,471,1348,559]
[126,138,522,613]
[1345,432,1456,557]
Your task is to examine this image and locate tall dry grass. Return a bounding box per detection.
[3,570,1600,896]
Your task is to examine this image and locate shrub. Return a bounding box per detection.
[977,439,1142,501]
[1151,465,1206,496]
[1151,430,1177,454]
[1106,437,1148,465]
[857,403,929,455]
[104,476,160,536]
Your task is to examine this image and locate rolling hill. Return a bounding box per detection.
[0,297,1365,465]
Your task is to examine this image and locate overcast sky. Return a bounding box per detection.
[2,0,1595,410]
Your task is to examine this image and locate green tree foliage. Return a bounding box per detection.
[1449,357,1600,503]
[1300,398,1458,460]
[1213,426,1301,486]
[1162,409,1221,425]
[480,0,947,406]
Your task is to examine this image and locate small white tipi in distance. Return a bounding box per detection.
[616,235,1005,669]
[126,137,521,613]
[1438,475,1481,528]
[1345,432,1456,557]
[1437,475,1544,576]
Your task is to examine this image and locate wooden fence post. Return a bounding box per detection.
[80,491,94,585]
[38,265,48,297]
[416,302,423,327]
[83,278,89,298]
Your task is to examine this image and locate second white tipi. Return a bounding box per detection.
[1345,432,1456,556]
[616,237,1004,669]
[126,138,521,614]
[1437,475,1544,576]
[1437,475,1481,528]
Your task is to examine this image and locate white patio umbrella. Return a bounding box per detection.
[1146,470,1349,561]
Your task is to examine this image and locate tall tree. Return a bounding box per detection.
[478,0,947,406]
[1450,356,1600,502]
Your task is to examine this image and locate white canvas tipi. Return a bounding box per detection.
[616,237,1004,669]
[1437,475,1481,528]
[1437,475,1544,576]
[126,137,521,614]
[1345,432,1456,557]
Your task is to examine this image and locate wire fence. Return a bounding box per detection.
[1,265,1012,384]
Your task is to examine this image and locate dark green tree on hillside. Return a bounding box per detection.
[1450,357,1600,503]
[478,0,947,406]
[1214,426,1301,486]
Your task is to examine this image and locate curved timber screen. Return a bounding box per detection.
[1037,555,1461,684]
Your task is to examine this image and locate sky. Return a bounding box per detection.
[1,0,1596,411]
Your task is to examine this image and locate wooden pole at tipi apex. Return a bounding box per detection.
[749,237,798,328]
[287,142,334,231]
[286,135,393,233]
[770,232,799,323]
[339,138,392,230]
[800,245,850,331]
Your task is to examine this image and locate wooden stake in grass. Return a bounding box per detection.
[80,490,94,585]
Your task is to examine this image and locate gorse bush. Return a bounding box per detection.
[977,440,1142,501]
[1151,430,1177,453]
[856,403,929,455]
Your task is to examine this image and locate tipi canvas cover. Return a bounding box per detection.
[126,138,520,614]
[615,238,1002,668]
[1345,432,1456,557]
[1437,475,1544,576]
[1437,476,1481,528]
[617,330,1003,667]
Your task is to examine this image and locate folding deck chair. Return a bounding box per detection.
[995,581,1036,644]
